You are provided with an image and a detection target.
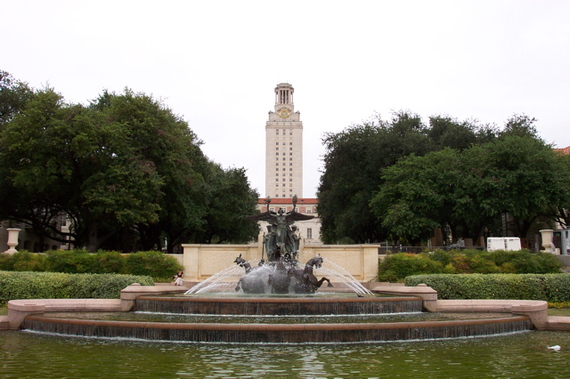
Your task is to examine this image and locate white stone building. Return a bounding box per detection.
[258,83,322,244]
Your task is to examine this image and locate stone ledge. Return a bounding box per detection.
[6,299,123,330]
[545,316,570,331]
[8,299,123,312]
[371,284,438,301]
[371,284,551,330]
[0,316,9,331]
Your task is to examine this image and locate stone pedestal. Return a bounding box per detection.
[539,229,556,254]
[5,228,21,255]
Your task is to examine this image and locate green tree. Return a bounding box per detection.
[427,115,496,151]
[370,149,462,243]
[0,84,260,253]
[0,89,165,250]
[318,111,430,243]
[192,163,260,244]
[0,70,33,126]
[370,134,569,243]
[90,90,210,253]
[467,135,566,239]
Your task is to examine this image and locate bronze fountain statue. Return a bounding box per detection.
[235,195,332,294]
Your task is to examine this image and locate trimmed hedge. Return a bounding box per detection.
[0,271,154,307]
[0,250,181,279]
[405,273,570,302]
[378,249,562,282]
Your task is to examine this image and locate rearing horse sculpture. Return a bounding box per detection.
[290,256,333,294]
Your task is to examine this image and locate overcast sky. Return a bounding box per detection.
[3,1,569,197]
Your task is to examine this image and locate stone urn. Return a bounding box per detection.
[5,228,21,255]
[539,229,556,254]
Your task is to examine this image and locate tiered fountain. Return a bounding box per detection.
[8,201,548,343]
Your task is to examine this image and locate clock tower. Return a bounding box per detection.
[265,83,303,198]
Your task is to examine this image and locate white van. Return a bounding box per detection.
[487,237,522,252]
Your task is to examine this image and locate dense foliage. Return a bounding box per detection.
[378,249,562,282]
[0,271,154,307]
[318,111,570,244]
[0,71,260,252]
[0,250,181,279]
[405,273,570,302]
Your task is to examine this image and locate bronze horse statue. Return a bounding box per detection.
[290,256,333,294]
[233,254,332,295]
[234,254,253,273]
[234,254,266,293]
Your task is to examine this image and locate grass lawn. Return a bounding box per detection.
[548,308,570,317]
[0,307,7,316]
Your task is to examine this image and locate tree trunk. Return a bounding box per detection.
[86,223,98,252]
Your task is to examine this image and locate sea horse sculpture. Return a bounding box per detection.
[289,256,333,294]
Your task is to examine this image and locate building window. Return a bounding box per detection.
[307,228,313,239]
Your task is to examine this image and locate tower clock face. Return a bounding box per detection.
[278,108,291,118]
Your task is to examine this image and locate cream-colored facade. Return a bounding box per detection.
[265,83,303,198]
[261,83,322,244]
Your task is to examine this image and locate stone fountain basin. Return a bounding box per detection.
[7,284,569,343]
[16,293,533,344]
[21,311,532,344]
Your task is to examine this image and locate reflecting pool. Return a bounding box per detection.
[1,330,570,378]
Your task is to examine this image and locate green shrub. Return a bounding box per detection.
[0,250,180,280]
[126,251,181,278]
[379,249,562,281]
[46,249,100,273]
[0,251,47,272]
[93,250,127,274]
[0,271,153,307]
[378,253,448,282]
[405,273,570,302]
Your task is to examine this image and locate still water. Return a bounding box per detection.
[1,330,570,378]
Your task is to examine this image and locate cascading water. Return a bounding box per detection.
[184,256,373,297]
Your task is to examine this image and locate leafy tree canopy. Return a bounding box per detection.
[319,111,565,245]
[0,73,259,252]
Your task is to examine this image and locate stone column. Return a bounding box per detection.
[5,228,21,255]
[539,229,556,254]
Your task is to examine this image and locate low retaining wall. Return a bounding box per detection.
[4,283,570,332]
[180,243,380,282]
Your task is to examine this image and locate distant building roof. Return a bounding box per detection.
[554,146,570,155]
